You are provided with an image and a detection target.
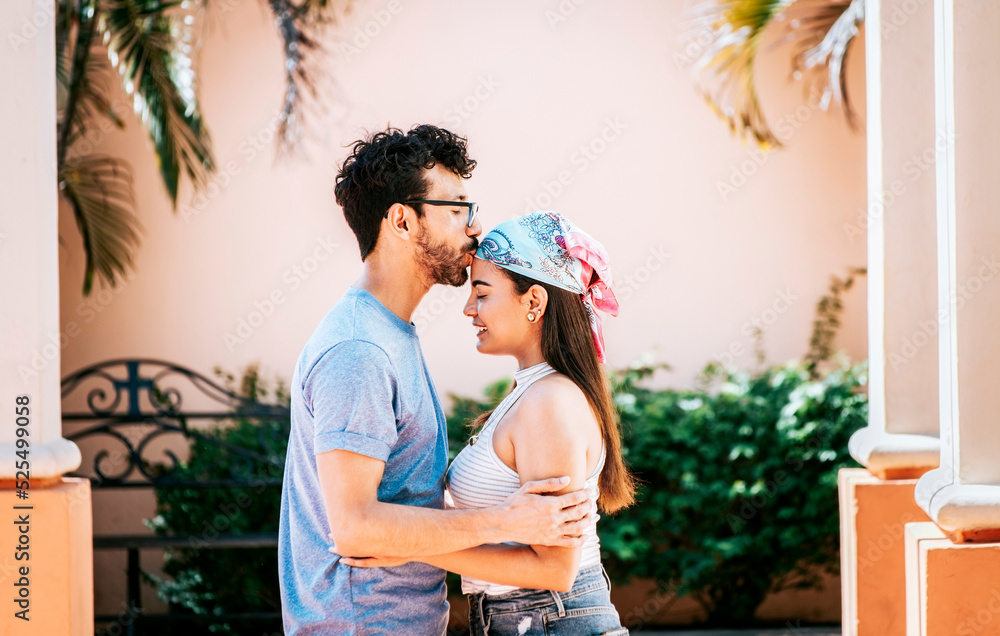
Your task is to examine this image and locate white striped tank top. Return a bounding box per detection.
[446,361,606,595]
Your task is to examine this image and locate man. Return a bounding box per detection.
[278,125,592,635]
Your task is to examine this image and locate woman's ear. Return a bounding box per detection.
[525,284,549,318]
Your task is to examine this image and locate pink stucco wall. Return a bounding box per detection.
[57,0,868,399]
[54,0,868,619]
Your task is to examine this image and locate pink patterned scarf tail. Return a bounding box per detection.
[565,231,619,362]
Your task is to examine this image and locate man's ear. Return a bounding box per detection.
[383,202,415,241]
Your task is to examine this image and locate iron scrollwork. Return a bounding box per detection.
[62,359,290,488]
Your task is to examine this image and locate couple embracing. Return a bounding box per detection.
[278,124,636,635]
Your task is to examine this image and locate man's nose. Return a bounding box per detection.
[467,217,483,238]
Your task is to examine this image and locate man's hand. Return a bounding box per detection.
[498,476,594,547]
[329,533,412,568]
[318,450,589,557]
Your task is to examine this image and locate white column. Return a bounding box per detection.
[848,0,939,478]
[914,0,1000,536]
[0,0,81,479]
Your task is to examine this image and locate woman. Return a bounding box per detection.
[337,211,635,635]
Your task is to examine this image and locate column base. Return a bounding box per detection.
[848,428,940,480]
[0,477,93,635]
[0,437,81,481]
[915,469,1000,535]
[839,468,931,636]
[905,521,1000,635]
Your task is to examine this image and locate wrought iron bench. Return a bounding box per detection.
[61,359,290,636]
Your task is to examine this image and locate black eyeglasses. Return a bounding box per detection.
[400,199,479,228]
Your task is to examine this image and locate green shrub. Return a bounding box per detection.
[446,377,511,460]
[447,357,867,626]
[605,359,866,624]
[143,365,288,635]
[146,353,865,629]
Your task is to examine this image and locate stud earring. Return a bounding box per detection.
[527,312,536,322]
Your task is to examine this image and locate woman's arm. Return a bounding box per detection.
[425,542,582,593]
[337,540,581,592]
[490,378,595,590]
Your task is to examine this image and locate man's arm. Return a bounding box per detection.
[335,382,600,592]
[317,449,592,558]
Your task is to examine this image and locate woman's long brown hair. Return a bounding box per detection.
[469,269,636,514]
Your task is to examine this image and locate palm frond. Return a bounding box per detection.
[779,0,865,129]
[61,47,127,156]
[58,0,100,166]
[297,0,339,11]
[80,53,127,130]
[58,0,126,161]
[686,0,796,150]
[98,0,215,206]
[265,0,344,154]
[59,155,143,295]
[56,0,75,88]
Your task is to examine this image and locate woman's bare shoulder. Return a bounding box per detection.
[508,373,593,432]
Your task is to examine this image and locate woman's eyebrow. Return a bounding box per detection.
[471,280,491,287]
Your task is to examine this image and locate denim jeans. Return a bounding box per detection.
[466,564,629,636]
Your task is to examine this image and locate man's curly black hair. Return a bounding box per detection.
[334,125,477,261]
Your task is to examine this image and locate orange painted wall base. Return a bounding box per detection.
[905,522,1000,636]
[0,477,93,636]
[839,468,931,636]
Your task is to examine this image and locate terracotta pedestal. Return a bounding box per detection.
[840,468,931,636]
[0,478,93,636]
[905,522,1000,636]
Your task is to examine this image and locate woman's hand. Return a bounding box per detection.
[337,554,413,568]
[329,533,412,568]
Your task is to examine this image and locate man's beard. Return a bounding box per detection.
[415,232,478,287]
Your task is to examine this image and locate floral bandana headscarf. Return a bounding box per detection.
[475,211,619,363]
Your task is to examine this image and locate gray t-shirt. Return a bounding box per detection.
[278,286,450,635]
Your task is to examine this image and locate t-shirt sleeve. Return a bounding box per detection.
[303,340,399,461]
